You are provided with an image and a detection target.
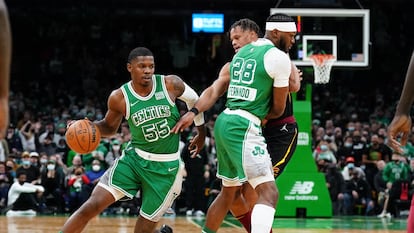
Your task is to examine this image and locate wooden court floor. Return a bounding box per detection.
[0,214,408,233]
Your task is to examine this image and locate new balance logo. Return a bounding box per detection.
[289,181,314,195]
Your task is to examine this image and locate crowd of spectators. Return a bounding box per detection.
[1,1,413,217]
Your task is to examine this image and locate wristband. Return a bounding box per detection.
[189,107,199,115]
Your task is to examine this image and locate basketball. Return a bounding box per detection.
[65,119,101,154]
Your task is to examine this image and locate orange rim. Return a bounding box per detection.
[310,54,335,66]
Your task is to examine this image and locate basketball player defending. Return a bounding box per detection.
[174,15,299,232]
[230,14,301,233]
[387,51,414,233]
[172,15,297,233]
[0,0,11,139]
[60,47,206,233]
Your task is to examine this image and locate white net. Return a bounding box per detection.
[310,54,336,84]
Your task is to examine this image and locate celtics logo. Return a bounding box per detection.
[252,146,265,156]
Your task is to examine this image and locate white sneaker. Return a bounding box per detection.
[163,207,176,217]
[186,209,193,216]
[377,212,391,218]
[6,209,37,217]
[194,210,205,217]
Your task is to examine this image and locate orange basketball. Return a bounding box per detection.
[65,119,101,154]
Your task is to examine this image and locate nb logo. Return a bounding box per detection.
[289,181,314,195]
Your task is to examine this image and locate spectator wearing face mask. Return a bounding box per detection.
[38,152,49,171]
[81,142,107,172]
[383,153,410,197]
[28,151,39,168]
[341,156,366,181]
[350,130,369,167]
[363,134,391,189]
[16,151,40,184]
[61,155,83,177]
[344,169,375,215]
[67,166,90,213]
[313,140,337,172]
[6,171,44,216]
[40,157,65,213]
[105,139,122,167]
[85,159,104,186]
[337,136,354,167]
[5,159,16,182]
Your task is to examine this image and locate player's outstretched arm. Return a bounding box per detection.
[171,63,230,133]
[0,0,11,139]
[387,51,414,153]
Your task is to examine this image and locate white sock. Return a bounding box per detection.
[251,204,275,233]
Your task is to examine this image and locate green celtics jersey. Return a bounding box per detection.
[227,40,275,120]
[121,75,180,154]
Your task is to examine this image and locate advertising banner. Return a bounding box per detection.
[275,84,332,217]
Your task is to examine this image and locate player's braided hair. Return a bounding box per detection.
[128,47,153,62]
[266,13,295,23]
[229,18,261,36]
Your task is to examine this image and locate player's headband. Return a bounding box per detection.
[265,22,297,32]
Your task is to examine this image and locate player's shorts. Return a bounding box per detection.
[263,117,298,178]
[214,108,274,189]
[98,146,184,222]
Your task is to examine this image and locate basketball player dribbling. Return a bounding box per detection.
[0,0,11,140]
[60,47,206,233]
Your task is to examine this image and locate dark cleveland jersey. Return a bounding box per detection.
[270,92,293,121]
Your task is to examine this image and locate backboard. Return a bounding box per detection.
[270,8,370,67]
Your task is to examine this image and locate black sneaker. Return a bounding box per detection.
[160,224,173,233]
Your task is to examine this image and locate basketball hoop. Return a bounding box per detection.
[310,54,336,84]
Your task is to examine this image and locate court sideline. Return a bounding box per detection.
[0,215,407,233]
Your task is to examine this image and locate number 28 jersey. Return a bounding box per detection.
[227,38,291,120]
[121,75,180,154]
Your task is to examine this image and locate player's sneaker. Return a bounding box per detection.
[186,209,193,216]
[160,224,173,233]
[195,210,205,217]
[377,212,392,218]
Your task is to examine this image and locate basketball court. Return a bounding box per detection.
[0,214,407,233]
[3,3,409,233]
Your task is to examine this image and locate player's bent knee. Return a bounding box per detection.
[248,174,274,189]
[255,181,278,206]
